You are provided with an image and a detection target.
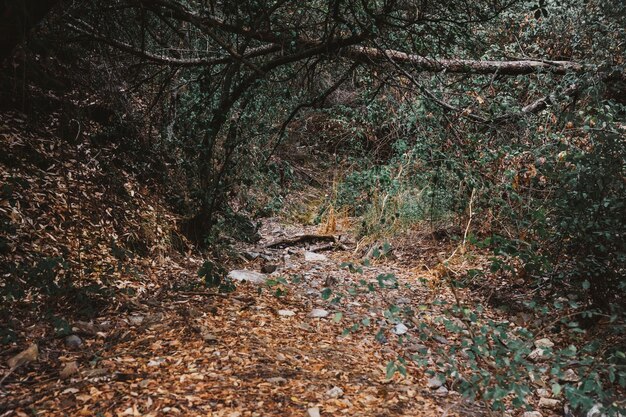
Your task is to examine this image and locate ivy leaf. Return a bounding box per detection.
[385,361,396,380]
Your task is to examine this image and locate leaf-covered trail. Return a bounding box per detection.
[2,218,483,417]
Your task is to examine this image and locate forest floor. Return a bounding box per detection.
[0,212,508,417]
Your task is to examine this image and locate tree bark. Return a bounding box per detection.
[342,46,584,76]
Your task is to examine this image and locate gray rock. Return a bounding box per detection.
[228,269,268,284]
[435,386,449,396]
[65,335,83,350]
[522,412,543,417]
[536,388,550,398]
[326,386,344,398]
[586,404,605,417]
[529,348,549,361]
[539,398,560,409]
[278,309,296,317]
[304,251,328,262]
[129,315,144,326]
[307,407,321,417]
[309,308,330,318]
[433,335,449,345]
[427,376,445,389]
[535,338,555,349]
[266,377,287,384]
[560,369,580,382]
[243,251,260,260]
[405,343,429,354]
[393,323,409,335]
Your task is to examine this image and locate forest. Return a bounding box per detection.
[0,0,624,416]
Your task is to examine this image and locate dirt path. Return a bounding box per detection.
[2,218,485,417]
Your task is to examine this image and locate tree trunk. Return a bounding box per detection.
[342,46,584,76]
[0,0,59,64]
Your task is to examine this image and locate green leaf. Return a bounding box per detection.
[321,288,332,300]
[551,383,562,397]
[385,361,396,380]
[333,312,343,323]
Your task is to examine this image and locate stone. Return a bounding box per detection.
[261,264,279,274]
[199,326,218,343]
[529,348,549,361]
[536,388,550,398]
[393,323,408,335]
[60,361,79,379]
[266,377,287,384]
[307,407,321,417]
[560,368,580,382]
[522,412,543,417]
[129,315,144,326]
[535,338,555,349]
[228,270,267,284]
[65,335,83,350]
[278,309,296,317]
[435,386,448,396]
[326,386,344,398]
[243,251,260,260]
[427,376,444,389]
[405,343,429,354]
[309,308,329,318]
[304,251,328,262]
[538,398,560,409]
[432,335,449,345]
[586,404,605,417]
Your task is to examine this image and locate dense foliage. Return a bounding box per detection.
[1,0,624,415]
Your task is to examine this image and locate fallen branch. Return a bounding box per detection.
[264,234,337,249]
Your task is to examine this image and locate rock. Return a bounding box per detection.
[528,348,549,361]
[536,388,550,398]
[65,335,83,350]
[306,407,321,417]
[304,251,328,262]
[586,404,604,417]
[405,343,429,354]
[432,335,449,345]
[278,309,296,317]
[266,377,287,384]
[522,412,543,417]
[535,338,555,349]
[435,386,449,396]
[560,369,580,382]
[199,326,218,343]
[261,264,279,274]
[427,376,444,389]
[393,323,408,335]
[539,398,561,409]
[129,315,144,326]
[7,343,38,370]
[83,368,108,378]
[147,358,166,367]
[395,297,411,305]
[326,386,344,398]
[71,321,97,336]
[243,251,260,260]
[60,361,79,379]
[228,269,267,284]
[309,308,329,318]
